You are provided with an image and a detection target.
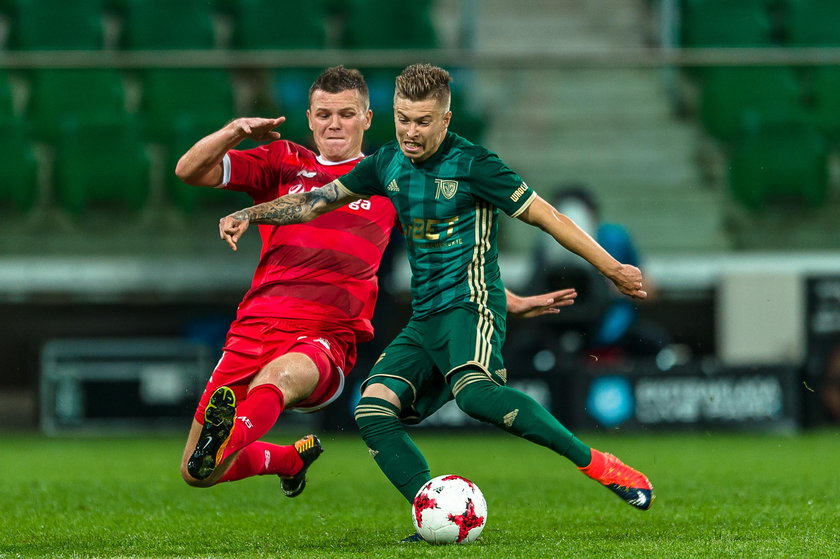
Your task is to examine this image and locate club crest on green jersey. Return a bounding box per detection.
[434,179,459,200]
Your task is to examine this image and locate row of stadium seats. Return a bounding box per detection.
[677,1,840,209]
[698,66,840,143]
[1,0,437,51]
[727,120,827,210]
[0,66,485,215]
[680,0,840,47]
[690,66,834,209]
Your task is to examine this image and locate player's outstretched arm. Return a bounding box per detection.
[518,196,647,300]
[175,116,285,187]
[219,181,356,251]
[506,288,577,318]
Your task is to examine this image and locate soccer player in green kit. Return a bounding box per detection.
[219,63,654,537]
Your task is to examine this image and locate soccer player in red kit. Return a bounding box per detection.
[175,66,576,495]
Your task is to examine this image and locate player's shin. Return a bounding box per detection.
[354,396,430,502]
[450,369,592,467]
[223,383,286,459]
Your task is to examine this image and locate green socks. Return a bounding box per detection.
[450,369,592,467]
[354,396,430,502]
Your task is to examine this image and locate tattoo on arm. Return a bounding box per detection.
[242,181,343,225]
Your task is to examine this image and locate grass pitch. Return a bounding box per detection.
[2,429,839,558]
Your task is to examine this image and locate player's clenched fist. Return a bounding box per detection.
[229,116,286,141]
[219,211,250,251]
[609,263,647,300]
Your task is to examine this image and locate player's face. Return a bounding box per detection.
[393,95,451,164]
[307,89,372,162]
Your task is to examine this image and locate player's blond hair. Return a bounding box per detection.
[394,64,451,111]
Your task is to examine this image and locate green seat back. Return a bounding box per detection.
[27,69,128,142]
[141,69,234,142]
[344,0,437,49]
[9,0,104,50]
[121,0,216,49]
[231,0,326,49]
[787,0,840,46]
[680,0,771,47]
[810,66,840,141]
[729,122,828,210]
[0,118,38,211]
[53,118,150,213]
[700,67,802,141]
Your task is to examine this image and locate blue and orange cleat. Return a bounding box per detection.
[187,386,236,481]
[399,533,424,543]
[280,434,324,497]
[580,449,654,510]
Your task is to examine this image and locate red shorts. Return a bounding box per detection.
[193,317,357,422]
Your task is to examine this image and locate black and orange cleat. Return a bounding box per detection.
[280,434,324,497]
[187,386,236,481]
[579,449,654,510]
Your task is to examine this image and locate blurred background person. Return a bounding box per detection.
[529,184,671,363]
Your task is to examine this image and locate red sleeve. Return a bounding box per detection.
[225,141,291,198]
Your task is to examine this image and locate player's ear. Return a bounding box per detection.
[306,109,314,131]
[364,109,373,130]
[443,111,452,128]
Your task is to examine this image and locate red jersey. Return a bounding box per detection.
[224,141,397,342]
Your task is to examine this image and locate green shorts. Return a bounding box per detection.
[361,303,508,424]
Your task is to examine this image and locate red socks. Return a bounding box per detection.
[222,383,285,459]
[219,441,303,482]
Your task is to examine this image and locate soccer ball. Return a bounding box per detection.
[411,474,487,545]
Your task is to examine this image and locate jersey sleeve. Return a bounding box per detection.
[225,143,287,198]
[469,150,536,218]
[334,151,384,199]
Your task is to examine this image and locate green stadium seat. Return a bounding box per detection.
[230,0,327,49]
[448,88,485,143]
[786,0,840,46]
[0,118,38,211]
[120,0,216,49]
[26,69,129,142]
[166,123,253,213]
[810,66,840,142]
[8,0,105,50]
[680,0,772,47]
[0,70,15,121]
[343,0,438,49]
[53,118,150,214]
[728,121,828,210]
[699,66,803,141]
[141,69,235,142]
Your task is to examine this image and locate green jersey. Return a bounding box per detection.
[336,132,536,319]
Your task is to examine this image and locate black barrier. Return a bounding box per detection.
[804,276,840,426]
[571,359,801,432]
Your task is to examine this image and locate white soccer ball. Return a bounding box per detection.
[411,474,487,545]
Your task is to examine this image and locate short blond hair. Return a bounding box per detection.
[394,63,451,110]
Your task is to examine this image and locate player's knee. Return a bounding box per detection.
[359,382,402,409]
